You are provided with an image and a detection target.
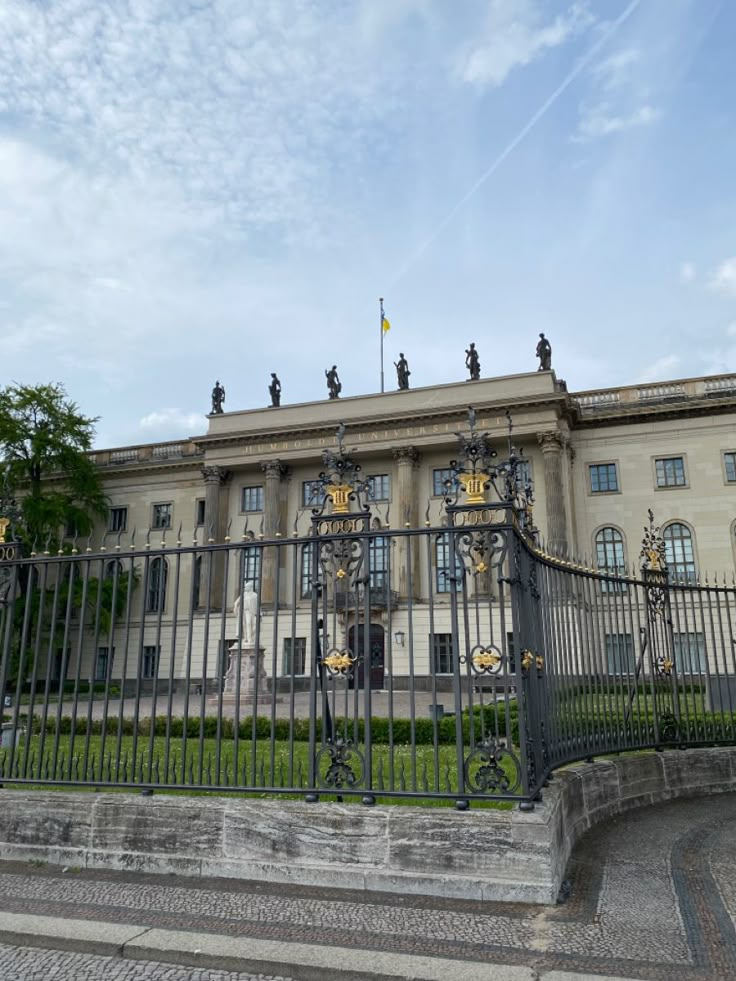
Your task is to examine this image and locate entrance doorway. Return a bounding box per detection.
[348,623,385,690]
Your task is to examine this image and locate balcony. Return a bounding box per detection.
[328,582,400,610]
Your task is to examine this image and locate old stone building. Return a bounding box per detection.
[77,368,736,689]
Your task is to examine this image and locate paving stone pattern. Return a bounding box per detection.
[0,793,735,980]
[0,943,295,981]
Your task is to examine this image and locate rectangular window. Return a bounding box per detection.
[517,460,533,490]
[95,646,114,682]
[725,452,736,483]
[655,456,686,488]
[142,645,159,680]
[195,499,205,527]
[369,536,389,589]
[605,633,635,674]
[589,463,619,493]
[367,474,391,502]
[108,507,128,533]
[152,502,173,529]
[435,534,463,593]
[146,558,168,613]
[243,546,262,588]
[300,545,313,598]
[431,633,455,674]
[282,637,307,676]
[302,480,326,508]
[672,632,706,673]
[432,468,454,497]
[241,486,264,512]
[506,631,516,674]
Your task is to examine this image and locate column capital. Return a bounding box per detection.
[260,459,289,479]
[392,445,421,465]
[201,465,230,485]
[537,431,564,453]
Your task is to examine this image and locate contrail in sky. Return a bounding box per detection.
[389,0,643,287]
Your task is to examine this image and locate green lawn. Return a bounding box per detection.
[0,732,520,808]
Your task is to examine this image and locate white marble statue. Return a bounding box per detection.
[232,582,259,646]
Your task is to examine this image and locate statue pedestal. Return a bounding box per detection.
[212,645,275,707]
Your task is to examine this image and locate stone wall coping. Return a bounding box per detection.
[0,747,734,906]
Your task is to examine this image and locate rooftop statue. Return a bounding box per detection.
[536,333,552,372]
[326,365,342,399]
[269,373,281,407]
[211,380,225,414]
[465,343,480,381]
[395,353,410,390]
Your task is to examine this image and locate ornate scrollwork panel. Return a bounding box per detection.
[463,737,521,795]
[316,738,365,790]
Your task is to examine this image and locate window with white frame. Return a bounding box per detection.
[142,645,159,679]
[95,646,114,682]
[431,633,454,674]
[367,474,390,502]
[300,545,313,598]
[672,632,706,673]
[432,468,454,497]
[152,502,173,529]
[725,452,736,483]
[108,506,127,532]
[605,633,635,674]
[655,456,686,488]
[589,463,619,493]
[282,637,307,675]
[243,546,262,589]
[595,527,626,590]
[434,534,463,593]
[369,536,389,589]
[663,523,697,583]
[146,557,168,612]
[241,486,264,512]
[302,480,326,508]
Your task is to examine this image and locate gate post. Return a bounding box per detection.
[510,530,546,807]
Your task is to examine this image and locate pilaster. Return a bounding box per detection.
[392,446,421,600]
[537,431,569,554]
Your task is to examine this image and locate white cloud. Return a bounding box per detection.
[139,408,204,435]
[456,0,593,88]
[636,353,680,383]
[592,47,642,92]
[709,257,736,298]
[574,103,660,141]
[680,262,695,283]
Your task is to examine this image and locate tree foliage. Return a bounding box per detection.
[0,382,107,546]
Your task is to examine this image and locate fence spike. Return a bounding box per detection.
[177,521,183,547]
[115,528,123,551]
[160,527,167,549]
[130,527,137,550]
[425,500,431,527]
[225,517,232,543]
[258,515,265,540]
[207,521,215,544]
[384,501,390,528]
[145,528,152,550]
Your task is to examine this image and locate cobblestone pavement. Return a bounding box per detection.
[0,793,734,980]
[0,944,295,981]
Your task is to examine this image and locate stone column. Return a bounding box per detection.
[260,460,289,606]
[392,447,421,600]
[537,432,569,554]
[201,465,230,609]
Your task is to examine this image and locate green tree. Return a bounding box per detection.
[0,382,107,547]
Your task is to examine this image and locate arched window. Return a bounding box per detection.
[595,527,626,577]
[663,523,697,583]
[104,559,123,579]
[146,557,168,613]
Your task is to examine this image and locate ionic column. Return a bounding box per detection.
[392,446,421,600]
[260,460,289,606]
[537,432,569,554]
[202,465,230,609]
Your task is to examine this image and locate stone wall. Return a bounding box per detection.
[1,747,734,905]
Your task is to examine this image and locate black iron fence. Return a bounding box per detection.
[0,505,734,807]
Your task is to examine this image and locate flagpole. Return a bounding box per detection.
[379,296,385,393]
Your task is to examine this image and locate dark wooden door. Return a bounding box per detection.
[348,624,385,690]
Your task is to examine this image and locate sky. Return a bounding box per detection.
[0,0,735,448]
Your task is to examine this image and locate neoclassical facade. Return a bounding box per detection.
[78,368,736,688]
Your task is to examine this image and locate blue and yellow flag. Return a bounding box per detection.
[382,315,391,333]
